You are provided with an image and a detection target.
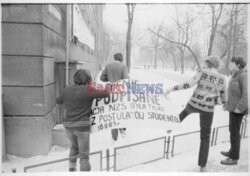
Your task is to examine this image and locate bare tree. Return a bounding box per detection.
[102,32,111,63]
[148,29,201,70]
[148,8,201,73]
[216,4,247,74]
[126,3,136,73]
[105,32,126,63]
[174,6,187,74]
[140,45,154,67]
[149,24,163,69]
[207,4,223,56]
[163,44,178,71]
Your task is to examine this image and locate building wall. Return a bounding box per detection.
[2,4,103,157]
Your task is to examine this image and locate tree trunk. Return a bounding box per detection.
[225,10,234,75]
[192,60,196,70]
[208,28,216,56]
[180,50,184,74]
[126,21,132,73]
[232,5,238,56]
[162,59,165,69]
[173,56,177,71]
[126,4,135,73]
[207,4,223,56]
[154,49,158,69]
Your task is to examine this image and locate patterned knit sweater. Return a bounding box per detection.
[172,68,226,112]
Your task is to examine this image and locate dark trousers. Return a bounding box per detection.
[229,112,244,160]
[179,103,214,167]
[65,128,91,171]
[111,128,119,141]
[111,128,126,141]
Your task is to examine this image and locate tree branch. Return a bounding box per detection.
[148,29,201,69]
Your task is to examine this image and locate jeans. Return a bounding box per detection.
[65,128,91,171]
[111,128,119,141]
[179,103,214,167]
[229,112,244,160]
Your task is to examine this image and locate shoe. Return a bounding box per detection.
[221,151,230,158]
[121,132,126,138]
[69,168,77,172]
[200,166,207,172]
[221,158,238,165]
[167,130,172,134]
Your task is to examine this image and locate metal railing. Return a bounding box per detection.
[171,121,248,157]
[171,130,200,157]
[22,120,248,172]
[112,136,170,171]
[24,150,102,172]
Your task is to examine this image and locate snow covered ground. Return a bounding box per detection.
[2,68,248,173]
[124,138,249,172]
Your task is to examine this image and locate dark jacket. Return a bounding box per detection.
[227,69,248,114]
[56,84,109,131]
[100,61,129,83]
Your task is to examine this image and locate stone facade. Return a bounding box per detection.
[2,4,104,157]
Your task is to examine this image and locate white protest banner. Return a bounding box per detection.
[90,80,180,133]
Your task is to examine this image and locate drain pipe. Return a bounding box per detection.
[65,4,71,86]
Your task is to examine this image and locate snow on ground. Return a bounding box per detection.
[124,138,249,172]
[2,68,247,173]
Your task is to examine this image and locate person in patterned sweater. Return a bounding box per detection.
[165,55,226,172]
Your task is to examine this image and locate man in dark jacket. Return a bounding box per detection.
[221,56,248,165]
[100,53,129,141]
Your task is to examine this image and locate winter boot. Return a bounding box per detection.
[220,151,231,158]
[221,158,238,165]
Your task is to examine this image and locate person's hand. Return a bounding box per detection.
[234,108,241,114]
[163,88,172,98]
[165,88,172,95]
[222,103,228,111]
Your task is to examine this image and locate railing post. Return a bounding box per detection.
[166,136,170,159]
[214,127,219,146]
[114,148,116,171]
[240,121,244,139]
[106,149,110,171]
[211,128,215,147]
[100,151,103,171]
[243,121,247,138]
[163,136,166,158]
[171,136,175,157]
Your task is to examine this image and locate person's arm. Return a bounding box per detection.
[100,66,108,82]
[86,83,111,99]
[235,72,248,113]
[165,69,203,94]
[222,77,229,111]
[219,77,227,105]
[122,65,129,79]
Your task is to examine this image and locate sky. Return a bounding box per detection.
[103,4,210,33]
[103,4,210,65]
[103,4,175,34]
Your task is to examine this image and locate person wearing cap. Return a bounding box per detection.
[220,56,248,165]
[164,55,226,172]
